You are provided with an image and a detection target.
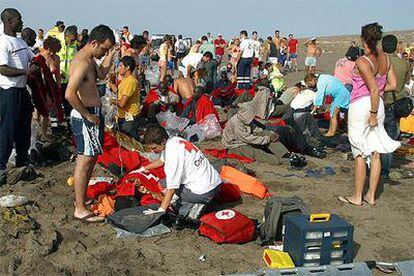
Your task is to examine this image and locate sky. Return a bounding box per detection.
[2,0,414,39]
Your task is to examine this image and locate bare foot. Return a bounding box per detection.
[324,133,335,137]
[74,210,104,223]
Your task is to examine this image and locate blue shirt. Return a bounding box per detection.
[314,74,350,109]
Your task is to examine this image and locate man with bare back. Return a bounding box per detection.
[65,25,116,222]
[174,76,195,102]
[304,38,321,74]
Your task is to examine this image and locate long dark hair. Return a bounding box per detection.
[361,22,383,57]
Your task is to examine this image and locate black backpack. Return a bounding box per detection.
[258,196,310,245]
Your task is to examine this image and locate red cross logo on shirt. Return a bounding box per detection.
[179,140,199,153]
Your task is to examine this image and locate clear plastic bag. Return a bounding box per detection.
[145,65,160,86]
[184,114,222,142]
[156,110,189,136]
[30,121,40,150]
[100,88,117,129]
[0,195,29,208]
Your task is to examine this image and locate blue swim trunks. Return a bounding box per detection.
[70,107,104,157]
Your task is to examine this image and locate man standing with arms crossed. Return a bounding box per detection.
[65,25,116,222]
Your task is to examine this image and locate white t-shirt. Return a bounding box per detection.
[0,34,34,89]
[34,38,44,49]
[239,38,256,58]
[161,137,221,195]
[181,53,203,70]
[252,39,261,58]
[175,39,187,53]
[290,89,316,110]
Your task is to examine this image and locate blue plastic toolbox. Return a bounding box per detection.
[283,213,354,267]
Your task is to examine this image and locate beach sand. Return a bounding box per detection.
[0,30,413,275]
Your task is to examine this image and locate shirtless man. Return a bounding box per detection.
[140,30,152,70]
[304,38,321,74]
[65,25,116,222]
[273,30,281,51]
[174,76,195,102]
[122,35,147,75]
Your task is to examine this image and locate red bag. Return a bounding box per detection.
[198,209,256,244]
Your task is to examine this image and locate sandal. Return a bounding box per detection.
[362,196,376,207]
[337,196,362,207]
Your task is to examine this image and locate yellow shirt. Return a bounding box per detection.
[118,75,140,118]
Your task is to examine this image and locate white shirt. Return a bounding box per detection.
[34,37,44,49]
[161,137,221,195]
[252,39,261,58]
[290,89,316,110]
[181,53,203,70]
[0,34,34,89]
[175,39,187,53]
[239,38,256,58]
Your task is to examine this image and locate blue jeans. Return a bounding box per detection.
[381,105,400,175]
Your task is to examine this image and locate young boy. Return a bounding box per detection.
[140,125,222,219]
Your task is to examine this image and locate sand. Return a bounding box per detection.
[0,30,413,276]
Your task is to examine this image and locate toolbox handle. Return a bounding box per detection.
[309,213,331,222]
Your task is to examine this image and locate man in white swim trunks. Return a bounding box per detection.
[304,38,321,74]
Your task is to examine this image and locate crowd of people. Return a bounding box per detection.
[0,7,413,222]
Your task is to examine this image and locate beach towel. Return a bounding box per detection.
[27,54,64,122]
[97,133,165,178]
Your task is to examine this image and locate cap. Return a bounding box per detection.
[218,34,222,37]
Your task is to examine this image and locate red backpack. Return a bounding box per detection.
[198,209,256,244]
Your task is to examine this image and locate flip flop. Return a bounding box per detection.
[74,213,105,223]
[362,196,376,207]
[337,196,362,207]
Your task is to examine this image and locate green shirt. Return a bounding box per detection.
[198,41,216,59]
[384,53,409,105]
